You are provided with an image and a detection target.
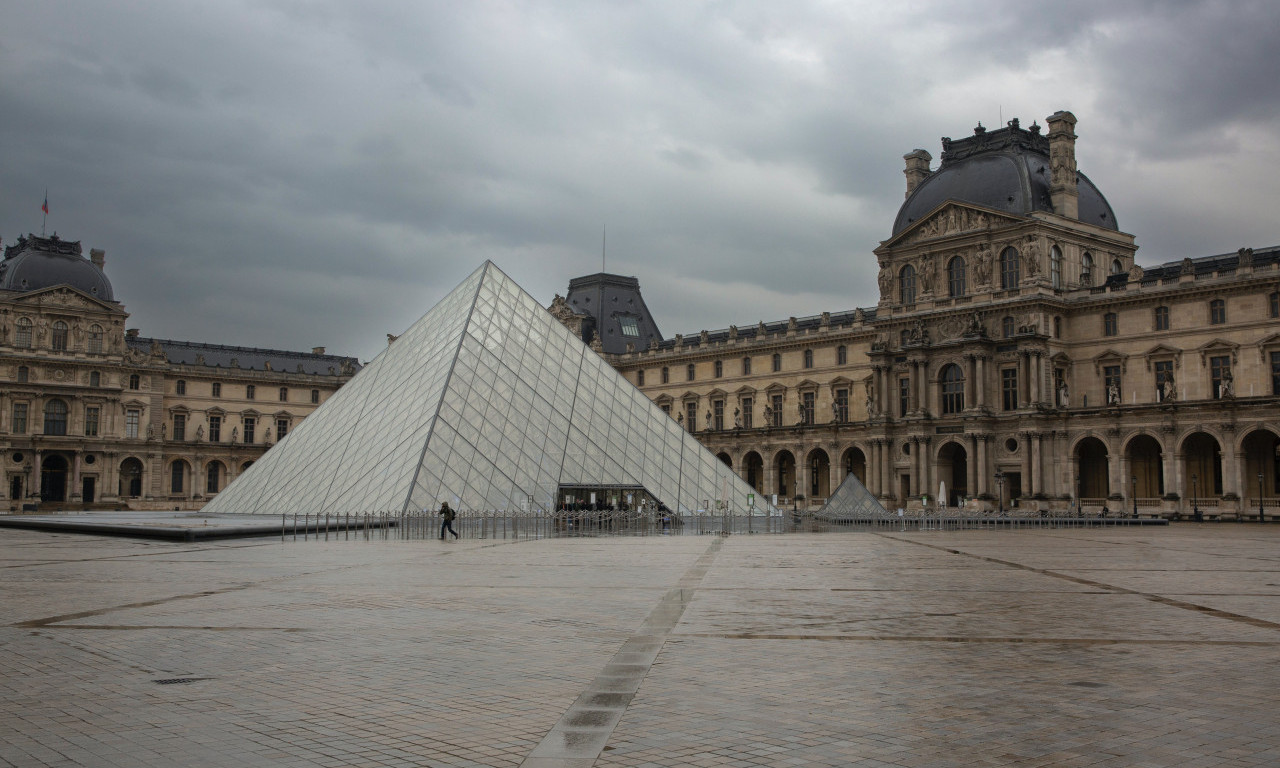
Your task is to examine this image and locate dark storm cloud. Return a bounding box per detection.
[1,1,1276,360]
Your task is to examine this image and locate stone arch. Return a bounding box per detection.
[806,448,831,500]
[39,453,70,502]
[1180,431,1223,498]
[742,451,764,494]
[716,452,732,469]
[841,445,867,487]
[1074,435,1110,500]
[1240,428,1280,503]
[773,449,796,501]
[935,439,968,507]
[1125,433,1164,499]
[119,457,144,498]
[205,460,226,494]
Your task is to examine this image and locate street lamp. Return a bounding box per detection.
[994,470,1005,516]
[1131,475,1138,518]
[1259,472,1266,523]
[1191,473,1201,522]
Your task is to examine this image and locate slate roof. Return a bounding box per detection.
[127,336,360,376]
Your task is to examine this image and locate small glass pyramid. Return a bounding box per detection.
[201,262,775,516]
[815,471,887,520]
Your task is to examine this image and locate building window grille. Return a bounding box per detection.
[129,374,140,390]
[17,366,28,383]
[801,392,815,425]
[1271,292,1280,319]
[277,418,289,440]
[1050,246,1062,289]
[176,380,186,395]
[803,349,814,369]
[940,364,964,414]
[661,366,669,384]
[837,345,847,365]
[714,360,723,378]
[713,399,724,430]
[770,394,783,427]
[246,384,256,400]
[898,377,910,417]
[15,318,32,348]
[84,407,99,437]
[1081,252,1094,286]
[43,400,68,436]
[1154,306,1169,331]
[212,382,222,397]
[1002,316,1015,339]
[209,415,222,442]
[310,389,319,404]
[1103,312,1118,337]
[772,353,782,372]
[171,462,184,494]
[173,413,186,441]
[207,463,221,494]
[637,370,644,387]
[685,401,697,432]
[89,371,100,387]
[51,321,68,352]
[1272,351,1280,395]
[1000,247,1020,289]
[742,357,752,375]
[741,397,753,429]
[87,325,103,353]
[243,416,257,443]
[1209,299,1226,325]
[834,388,849,423]
[686,363,695,382]
[1001,368,1019,411]
[12,403,27,434]
[948,256,967,297]
[899,264,916,304]
[125,409,140,439]
[279,387,288,402]
[1210,355,1232,399]
[1111,258,1124,275]
[619,315,640,337]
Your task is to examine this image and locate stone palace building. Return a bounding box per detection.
[559,111,1280,520]
[0,233,358,510]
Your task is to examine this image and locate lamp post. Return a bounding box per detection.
[1191,473,1201,522]
[994,470,1005,517]
[1259,472,1266,523]
[22,464,31,505]
[1131,475,1138,518]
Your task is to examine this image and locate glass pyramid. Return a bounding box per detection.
[815,471,888,520]
[201,262,776,517]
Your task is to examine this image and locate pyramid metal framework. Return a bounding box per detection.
[815,472,888,520]
[201,262,775,517]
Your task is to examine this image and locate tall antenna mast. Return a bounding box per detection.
[602,224,607,273]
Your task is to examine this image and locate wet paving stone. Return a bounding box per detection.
[0,526,1277,767]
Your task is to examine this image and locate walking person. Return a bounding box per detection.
[439,501,459,539]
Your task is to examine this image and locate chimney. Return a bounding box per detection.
[903,149,932,198]
[90,248,105,270]
[126,328,139,338]
[312,346,326,355]
[1046,110,1079,219]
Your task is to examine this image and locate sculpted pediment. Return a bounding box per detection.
[890,202,1023,247]
[11,285,119,313]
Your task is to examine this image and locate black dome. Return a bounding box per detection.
[0,235,114,301]
[893,121,1117,236]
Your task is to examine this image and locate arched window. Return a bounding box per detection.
[1002,316,1015,338]
[1050,245,1063,289]
[772,353,782,372]
[87,324,103,354]
[803,349,814,369]
[15,318,32,348]
[686,363,695,381]
[51,321,68,352]
[129,374,140,390]
[999,247,1020,289]
[1081,252,1094,286]
[940,364,965,415]
[899,264,917,304]
[661,366,669,384]
[176,380,186,395]
[43,399,68,436]
[1103,312,1118,336]
[947,256,966,297]
[1111,258,1124,275]
[206,462,223,494]
[836,345,847,365]
[170,461,186,494]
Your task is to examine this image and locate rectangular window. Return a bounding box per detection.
[1154,306,1169,331]
[637,370,645,387]
[246,385,256,400]
[714,360,723,378]
[311,389,319,404]
[1210,355,1232,399]
[660,403,671,416]
[741,397,753,429]
[1155,361,1174,401]
[1104,365,1122,404]
[173,413,186,441]
[1103,313,1117,337]
[171,462,184,494]
[834,388,849,423]
[1272,351,1280,395]
[209,415,222,443]
[1210,299,1226,325]
[685,402,697,432]
[898,377,910,417]
[279,387,288,402]
[15,322,31,348]
[1002,368,1019,411]
[276,418,289,440]
[84,407,99,437]
[713,399,724,430]
[1271,293,1280,319]
[176,380,186,396]
[801,391,815,425]
[770,394,783,427]
[212,382,222,398]
[619,316,640,337]
[743,357,752,375]
[243,416,256,443]
[12,403,28,434]
[125,409,140,439]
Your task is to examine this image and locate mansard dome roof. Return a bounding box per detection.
[892,119,1118,236]
[0,234,114,301]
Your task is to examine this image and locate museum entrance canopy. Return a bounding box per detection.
[202,262,774,517]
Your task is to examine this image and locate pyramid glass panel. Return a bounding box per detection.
[815,472,888,520]
[202,262,777,518]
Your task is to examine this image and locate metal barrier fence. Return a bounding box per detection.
[276,507,1165,542]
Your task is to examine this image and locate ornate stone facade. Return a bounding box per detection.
[584,112,1280,520]
[0,234,359,510]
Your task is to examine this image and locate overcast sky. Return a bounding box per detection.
[3,1,1277,362]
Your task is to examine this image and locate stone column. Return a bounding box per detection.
[1021,432,1033,497]
[966,434,978,502]
[882,440,893,500]
[1031,433,1043,497]
[1225,449,1242,499]
[917,362,929,416]
[910,438,920,497]
[71,453,82,502]
[976,356,987,410]
[879,367,890,417]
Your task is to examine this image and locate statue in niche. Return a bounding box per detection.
[1057,380,1070,408]
[1022,236,1042,277]
[1161,372,1177,401]
[918,256,937,294]
[762,403,773,426]
[864,378,878,417]
[705,410,713,430]
[196,424,204,441]
[877,264,893,296]
[230,426,237,443]
[973,244,992,286]
[676,412,684,426]
[733,408,742,429]
[1107,382,1121,406]
[1219,368,1234,398]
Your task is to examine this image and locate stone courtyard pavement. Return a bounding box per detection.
[1,526,1278,767]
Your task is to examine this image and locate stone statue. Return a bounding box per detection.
[705,410,713,430]
[762,404,773,426]
[733,408,742,429]
[264,427,272,443]
[1057,380,1069,408]
[878,264,893,296]
[1023,236,1041,277]
[1219,369,1234,398]
[1238,247,1254,268]
[831,401,840,423]
[1107,382,1120,406]
[797,401,806,423]
[676,412,684,425]
[864,378,878,417]
[973,244,992,286]
[918,256,936,294]
[230,426,237,442]
[196,424,205,441]
[1162,372,1177,401]
[146,424,154,440]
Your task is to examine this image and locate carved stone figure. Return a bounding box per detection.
[1180,257,1195,276]
[1023,237,1041,277]
[547,294,575,322]
[1107,383,1120,406]
[676,412,683,425]
[1057,380,1069,408]
[1238,247,1254,268]
[705,410,713,430]
[877,264,893,296]
[196,424,205,441]
[733,408,742,429]
[1219,369,1234,398]
[146,424,154,440]
[973,244,993,286]
[229,426,236,442]
[918,256,937,294]
[1163,372,1177,401]
[762,404,773,425]
[864,377,878,417]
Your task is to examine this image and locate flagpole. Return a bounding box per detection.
[41,189,48,236]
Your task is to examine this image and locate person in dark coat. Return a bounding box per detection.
[439,502,459,539]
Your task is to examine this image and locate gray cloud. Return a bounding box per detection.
[2,1,1276,360]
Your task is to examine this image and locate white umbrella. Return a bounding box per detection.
[939,480,947,509]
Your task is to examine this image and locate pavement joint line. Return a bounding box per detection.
[669,632,1280,646]
[521,537,725,766]
[883,533,1280,632]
